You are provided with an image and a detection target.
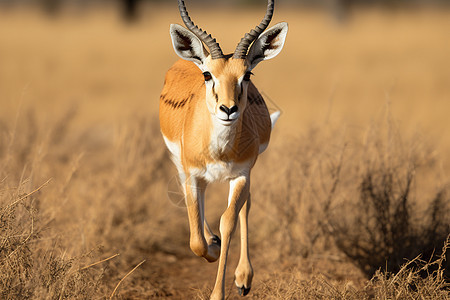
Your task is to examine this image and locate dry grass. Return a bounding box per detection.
[251,239,449,299]
[0,4,449,299]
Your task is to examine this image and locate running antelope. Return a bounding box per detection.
[159,0,287,298]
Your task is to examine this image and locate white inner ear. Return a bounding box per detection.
[247,22,288,70]
[169,24,208,68]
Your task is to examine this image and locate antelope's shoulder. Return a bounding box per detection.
[163,60,203,91]
[160,60,204,107]
[159,60,204,141]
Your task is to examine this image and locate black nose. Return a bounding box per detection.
[219,105,238,115]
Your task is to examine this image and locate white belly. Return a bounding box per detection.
[192,161,251,183]
[163,135,250,181]
[163,135,252,183]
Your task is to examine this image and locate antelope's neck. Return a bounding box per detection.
[208,112,243,161]
[185,103,251,183]
[178,96,243,170]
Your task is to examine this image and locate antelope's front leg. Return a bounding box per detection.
[235,193,253,296]
[183,176,220,262]
[210,175,250,300]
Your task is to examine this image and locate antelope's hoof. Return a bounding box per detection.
[237,286,251,296]
[211,235,221,247]
[204,235,221,262]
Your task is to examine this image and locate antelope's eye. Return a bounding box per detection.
[203,72,212,82]
[243,71,253,82]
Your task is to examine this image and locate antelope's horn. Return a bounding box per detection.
[233,0,275,59]
[178,0,225,59]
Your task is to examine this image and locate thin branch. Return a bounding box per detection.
[110,260,146,299]
[5,178,52,209]
[79,253,120,272]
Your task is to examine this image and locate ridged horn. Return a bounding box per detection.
[178,0,225,59]
[233,0,275,59]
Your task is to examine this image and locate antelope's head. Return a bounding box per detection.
[169,0,288,127]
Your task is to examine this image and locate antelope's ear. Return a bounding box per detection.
[170,24,208,67]
[247,22,288,70]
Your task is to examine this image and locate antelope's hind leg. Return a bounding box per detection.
[235,193,253,296]
[204,219,221,252]
[183,176,220,262]
[201,192,221,260]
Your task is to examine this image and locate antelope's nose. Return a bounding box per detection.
[219,105,238,116]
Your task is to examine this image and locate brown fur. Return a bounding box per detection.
[159,58,271,170]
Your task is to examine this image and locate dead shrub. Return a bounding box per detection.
[326,115,450,277]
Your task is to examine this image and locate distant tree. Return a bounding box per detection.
[327,0,355,23]
[120,0,141,22]
[39,0,62,16]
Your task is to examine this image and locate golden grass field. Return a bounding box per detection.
[0,3,449,299]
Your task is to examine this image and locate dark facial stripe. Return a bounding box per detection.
[239,84,243,101]
[212,84,219,103]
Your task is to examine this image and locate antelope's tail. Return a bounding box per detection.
[270,111,281,130]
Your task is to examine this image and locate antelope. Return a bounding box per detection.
[159,0,287,298]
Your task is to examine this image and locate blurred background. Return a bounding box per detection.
[1,0,449,149]
[0,0,449,298]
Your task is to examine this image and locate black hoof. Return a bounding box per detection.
[211,235,221,247]
[237,286,251,296]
